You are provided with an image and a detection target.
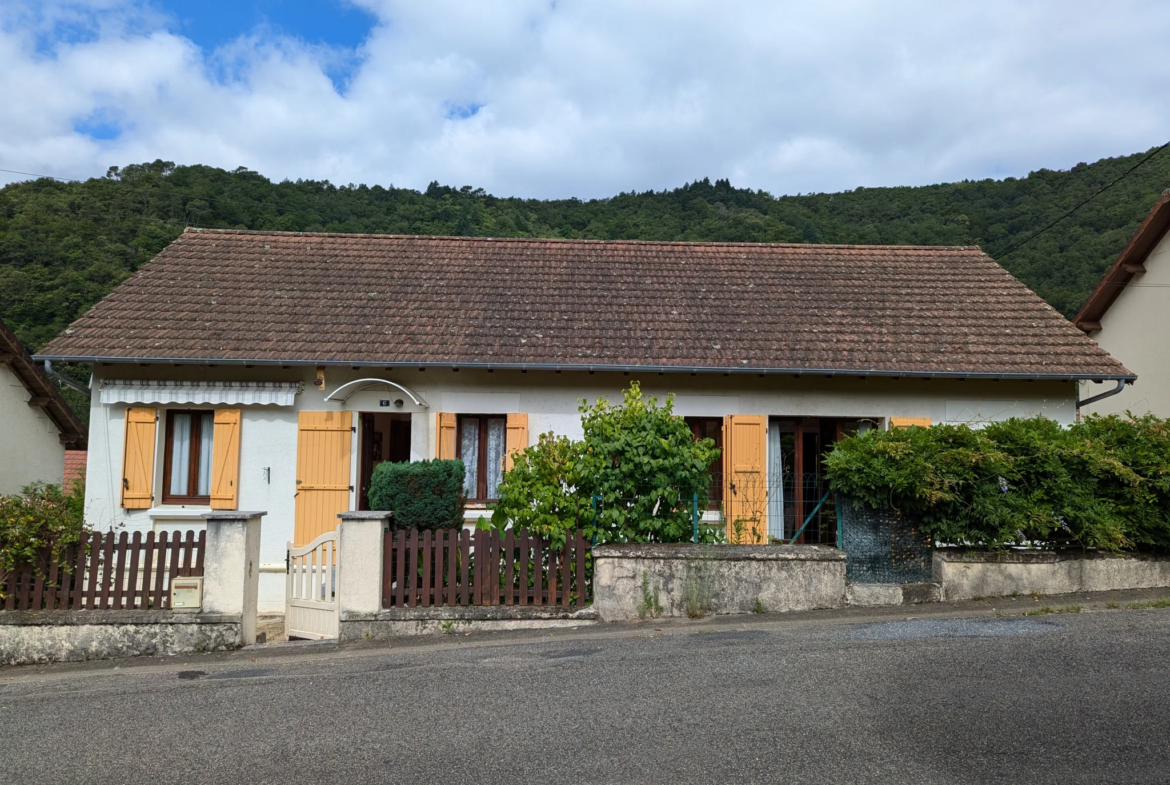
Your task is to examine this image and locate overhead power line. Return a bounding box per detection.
[996,140,1170,261]
[0,167,78,182]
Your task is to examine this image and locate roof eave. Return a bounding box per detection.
[1,325,88,449]
[33,353,1135,384]
[1074,190,1170,332]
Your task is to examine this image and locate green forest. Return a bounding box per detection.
[2,146,1169,354]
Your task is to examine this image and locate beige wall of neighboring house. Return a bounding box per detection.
[0,362,66,494]
[1080,229,1170,417]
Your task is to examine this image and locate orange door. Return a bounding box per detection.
[294,411,353,546]
[723,415,768,544]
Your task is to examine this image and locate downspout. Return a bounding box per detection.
[41,359,92,396]
[1075,378,1128,410]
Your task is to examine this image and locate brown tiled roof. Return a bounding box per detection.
[63,450,86,492]
[1,318,87,448]
[38,228,1131,380]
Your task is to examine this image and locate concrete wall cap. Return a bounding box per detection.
[592,543,845,561]
[0,610,243,626]
[345,606,598,622]
[935,548,1170,564]
[338,511,394,520]
[201,511,267,521]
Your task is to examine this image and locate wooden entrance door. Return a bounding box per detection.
[723,415,768,544]
[294,411,353,547]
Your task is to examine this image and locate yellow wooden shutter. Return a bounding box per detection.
[504,413,528,471]
[890,417,932,428]
[121,407,157,509]
[294,411,353,546]
[723,415,767,544]
[210,409,242,510]
[436,412,457,459]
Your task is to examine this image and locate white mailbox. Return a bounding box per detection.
[170,577,203,611]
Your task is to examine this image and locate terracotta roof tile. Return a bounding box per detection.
[39,229,1131,380]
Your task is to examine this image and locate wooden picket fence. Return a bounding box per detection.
[382,528,591,608]
[1,530,205,611]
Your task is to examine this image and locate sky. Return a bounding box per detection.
[1,0,1168,199]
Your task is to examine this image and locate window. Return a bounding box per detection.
[686,417,724,506]
[457,415,507,501]
[163,410,214,503]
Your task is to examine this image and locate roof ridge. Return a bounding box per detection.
[181,227,982,252]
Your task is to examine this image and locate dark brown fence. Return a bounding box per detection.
[1,530,205,611]
[382,528,591,608]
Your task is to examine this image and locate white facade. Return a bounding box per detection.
[0,362,66,495]
[84,363,1078,612]
[1081,229,1170,418]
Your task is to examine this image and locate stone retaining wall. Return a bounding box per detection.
[935,549,1170,600]
[0,610,244,666]
[592,544,845,621]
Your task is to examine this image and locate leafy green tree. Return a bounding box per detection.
[489,433,591,546]
[490,383,721,544]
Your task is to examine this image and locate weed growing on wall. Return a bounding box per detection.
[683,561,714,619]
[637,571,663,619]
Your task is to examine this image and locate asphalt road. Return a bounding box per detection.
[4,605,1170,784]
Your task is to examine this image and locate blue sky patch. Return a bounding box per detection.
[446,103,484,121]
[73,110,124,141]
[152,0,376,93]
[153,0,376,53]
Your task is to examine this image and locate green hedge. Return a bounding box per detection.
[824,415,1170,552]
[0,481,88,596]
[368,459,466,530]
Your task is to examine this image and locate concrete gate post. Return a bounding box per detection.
[338,512,392,617]
[202,511,266,645]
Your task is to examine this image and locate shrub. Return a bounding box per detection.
[368,459,466,530]
[0,481,89,596]
[490,383,722,544]
[825,415,1170,552]
[489,432,592,547]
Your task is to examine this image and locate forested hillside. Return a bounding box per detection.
[2,146,1168,352]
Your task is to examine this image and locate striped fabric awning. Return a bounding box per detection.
[99,380,303,406]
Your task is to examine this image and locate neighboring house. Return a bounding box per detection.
[1075,191,1170,417]
[0,317,87,495]
[36,229,1131,611]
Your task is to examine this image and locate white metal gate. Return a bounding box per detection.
[286,531,339,640]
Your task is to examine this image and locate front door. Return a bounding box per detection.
[723,415,768,544]
[294,411,353,547]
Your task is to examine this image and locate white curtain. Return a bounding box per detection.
[460,418,479,496]
[767,419,785,542]
[486,418,506,499]
[169,414,191,495]
[197,412,213,496]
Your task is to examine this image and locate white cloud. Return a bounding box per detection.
[1,0,1168,197]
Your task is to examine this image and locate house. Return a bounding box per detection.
[1075,191,1170,416]
[0,317,87,494]
[36,229,1131,611]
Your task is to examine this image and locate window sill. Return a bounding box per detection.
[146,506,212,520]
